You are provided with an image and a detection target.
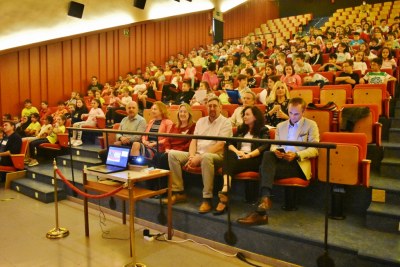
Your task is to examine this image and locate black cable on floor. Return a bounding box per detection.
[236,252,262,267]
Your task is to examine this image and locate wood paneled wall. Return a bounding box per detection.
[223,0,279,41]
[0,11,213,117]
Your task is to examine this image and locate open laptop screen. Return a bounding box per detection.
[105,146,130,168]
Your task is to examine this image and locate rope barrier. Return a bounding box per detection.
[56,169,126,199]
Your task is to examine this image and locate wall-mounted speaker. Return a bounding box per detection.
[133,0,146,9]
[68,1,85,19]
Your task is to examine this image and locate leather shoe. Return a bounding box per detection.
[213,191,228,215]
[198,199,212,214]
[161,192,187,205]
[256,197,272,213]
[237,212,269,226]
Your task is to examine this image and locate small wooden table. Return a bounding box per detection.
[82,168,172,261]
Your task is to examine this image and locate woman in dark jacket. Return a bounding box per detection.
[215,106,270,215]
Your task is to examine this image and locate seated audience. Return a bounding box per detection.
[39,101,51,125]
[27,115,66,167]
[87,76,103,92]
[0,120,22,177]
[215,106,269,215]
[318,53,342,72]
[335,59,360,87]
[51,101,69,121]
[171,81,195,105]
[165,97,232,213]
[21,99,39,118]
[237,98,319,225]
[71,98,89,124]
[159,103,196,170]
[294,53,313,74]
[280,64,301,89]
[130,101,172,163]
[265,81,290,127]
[360,58,397,84]
[190,81,216,106]
[230,90,256,127]
[24,113,41,137]
[71,99,105,147]
[202,63,219,91]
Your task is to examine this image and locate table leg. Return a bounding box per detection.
[167,172,172,240]
[83,172,89,236]
[128,179,136,260]
[122,200,126,225]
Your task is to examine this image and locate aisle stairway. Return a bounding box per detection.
[367,98,400,233]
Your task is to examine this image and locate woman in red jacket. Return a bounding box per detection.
[158,103,196,169]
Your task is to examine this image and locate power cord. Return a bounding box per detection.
[154,233,263,266]
[97,200,129,240]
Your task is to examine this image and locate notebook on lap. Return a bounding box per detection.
[87,146,130,174]
[226,90,240,104]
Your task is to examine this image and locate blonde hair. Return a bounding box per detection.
[269,81,290,102]
[176,103,194,127]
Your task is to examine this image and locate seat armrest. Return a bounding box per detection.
[361,159,371,187]
[10,154,25,170]
[374,122,382,147]
[57,133,70,147]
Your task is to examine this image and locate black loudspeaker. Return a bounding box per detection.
[133,0,146,9]
[68,1,85,19]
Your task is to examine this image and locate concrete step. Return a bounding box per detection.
[366,202,400,233]
[370,175,400,206]
[391,118,400,128]
[11,178,66,203]
[395,107,400,118]
[382,142,400,158]
[388,128,400,142]
[56,154,102,170]
[70,144,102,158]
[380,157,400,178]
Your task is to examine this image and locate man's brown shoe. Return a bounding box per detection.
[161,193,187,205]
[198,200,212,214]
[237,212,269,225]
[256,197,272,213]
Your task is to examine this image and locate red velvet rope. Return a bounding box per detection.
[56,169,125,199]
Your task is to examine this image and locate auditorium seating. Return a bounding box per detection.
[304,109,336,135]
[39,133,70,152]
[353,84,390,118]
[289,86,320,104]
[0,139,28,173]
[320,84,353,108]
[339,104,382,147]
[99,123,120,149]
[317,132,370,219]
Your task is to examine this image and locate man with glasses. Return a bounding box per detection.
[335,59,360,87]
[165,97,232,214]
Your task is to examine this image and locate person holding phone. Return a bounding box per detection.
[237,97,319,225]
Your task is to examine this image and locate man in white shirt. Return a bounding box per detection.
[165,97,232,213]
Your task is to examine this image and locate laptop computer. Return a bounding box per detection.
[87,146,130,174]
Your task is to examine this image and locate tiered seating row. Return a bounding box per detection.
[322,1,396,31]
[251,14,313,46]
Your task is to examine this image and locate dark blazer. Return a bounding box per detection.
[228,126,270,153]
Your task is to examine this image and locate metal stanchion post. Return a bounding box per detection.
[46,159,69,239]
